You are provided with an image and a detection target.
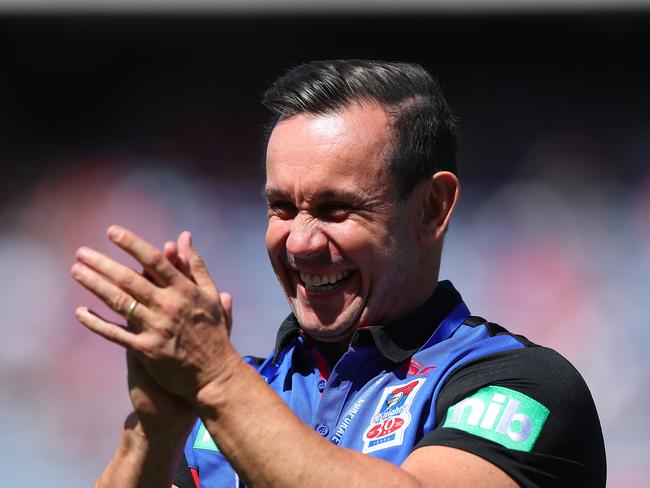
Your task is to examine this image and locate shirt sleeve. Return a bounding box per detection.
[173,452,197,488]
[414,346,606,487]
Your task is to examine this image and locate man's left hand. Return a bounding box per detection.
[71,225,238,403]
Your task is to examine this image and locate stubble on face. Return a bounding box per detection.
[264,102,428,345]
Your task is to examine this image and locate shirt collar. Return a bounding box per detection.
[272,280,463,365]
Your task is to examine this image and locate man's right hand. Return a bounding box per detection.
[125,350,196,444]
[91,351,193,488]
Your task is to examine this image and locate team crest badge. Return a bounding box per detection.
[362,379,426,453]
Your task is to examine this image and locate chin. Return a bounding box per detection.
[293,303,362,342]
[301,324,355,343]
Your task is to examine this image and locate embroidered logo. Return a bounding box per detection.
[362,379,426,453]
[396,359,436,376]
[331,398,366,445]
[408,359,436,376]
[442,385,550,452]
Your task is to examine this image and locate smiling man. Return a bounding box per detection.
[73,60,606,487]
[264,101,445,347]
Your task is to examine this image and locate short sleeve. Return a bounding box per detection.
[414,346,606,487]
[173,452,197,488]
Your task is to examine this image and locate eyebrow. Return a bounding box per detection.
[262,187,286,201]
[263,186,366,204]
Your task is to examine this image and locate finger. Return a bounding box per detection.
[163,239,197,283]
[220,292,233,334]
[71,262,150,325]
[178,231,217,293]
[107,225,185,287]
[170,234,193,281]
[75,246,156,304]
[75,306,141,349]
[163,241,179,267]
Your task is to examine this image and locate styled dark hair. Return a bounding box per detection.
[262,59,457,199]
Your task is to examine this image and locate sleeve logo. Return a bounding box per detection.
[362,378,426,454]
[192,422,220,452]
[442,385,550,452]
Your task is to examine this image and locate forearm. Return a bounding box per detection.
[94,415,185,488]
[195,352,424,488]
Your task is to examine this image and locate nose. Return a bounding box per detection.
[286,212,328,259]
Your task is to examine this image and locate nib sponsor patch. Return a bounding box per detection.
[362,379,426,453]
[443,385,549,452]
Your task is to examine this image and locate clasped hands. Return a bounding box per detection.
[71,225,237,405]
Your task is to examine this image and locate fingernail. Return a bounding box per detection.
[108,225,123,240]
[70,263,84,278]
[75,307,87,318]
[76,247,90,260]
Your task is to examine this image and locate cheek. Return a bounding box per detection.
[266,222,296,296]
[265,220,288,256]
[324,222,385,265]
[322,223,363,257]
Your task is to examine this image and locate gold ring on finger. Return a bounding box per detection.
[125,299,139,320]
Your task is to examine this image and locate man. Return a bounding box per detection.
[72,60,606,487]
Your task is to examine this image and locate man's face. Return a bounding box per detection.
[265,103,429,343]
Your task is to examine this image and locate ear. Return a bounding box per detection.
[418,171,460,245]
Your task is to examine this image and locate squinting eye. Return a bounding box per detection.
[319,205,352,222]
[268,202,297,220]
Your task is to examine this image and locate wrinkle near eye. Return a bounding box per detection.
[297,211,320,228]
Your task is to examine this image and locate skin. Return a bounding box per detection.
[265,104,436,349]
[72,102,518,488]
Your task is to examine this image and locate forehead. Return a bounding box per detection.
[265,103,394,197]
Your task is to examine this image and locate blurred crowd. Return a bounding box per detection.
[1,132,649,484]
[1,11,649,486]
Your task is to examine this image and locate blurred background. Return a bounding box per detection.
[1,1,648,485]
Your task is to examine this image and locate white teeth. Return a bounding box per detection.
[299,270,350,288]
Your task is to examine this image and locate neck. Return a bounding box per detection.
[303,331,354,367]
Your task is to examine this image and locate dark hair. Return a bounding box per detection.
[262,59,457,199]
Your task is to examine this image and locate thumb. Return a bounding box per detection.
[219,292,233,335]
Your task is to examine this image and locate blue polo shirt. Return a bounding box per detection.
[175,281,606,487]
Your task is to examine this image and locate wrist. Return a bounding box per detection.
[122,411,191,456]
[194,345,243,416]
[94,412,186,488]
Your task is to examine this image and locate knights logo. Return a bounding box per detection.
[362,379,426,453]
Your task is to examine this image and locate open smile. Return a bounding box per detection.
[299,269,353,293]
